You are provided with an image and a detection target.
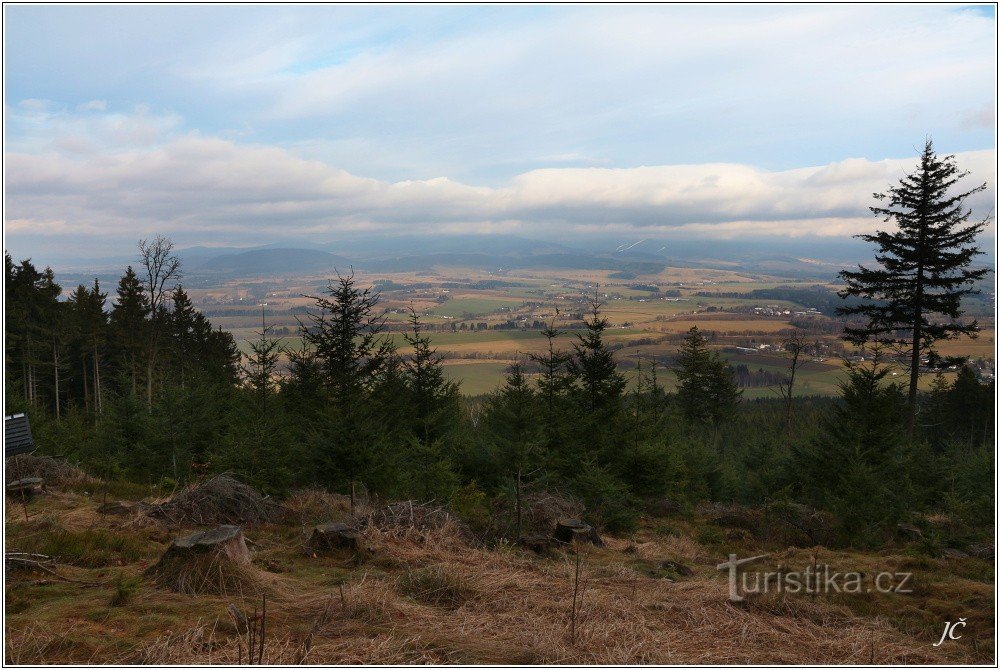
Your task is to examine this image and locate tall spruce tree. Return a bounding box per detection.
[566,294,625,416]
[528,317,571,450]
[789,348,913,547]
[674,326,741,427]
[301,270,392,402]
[110,266,149,396]
[838,139,988,430]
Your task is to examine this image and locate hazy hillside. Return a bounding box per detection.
[195,248,353,276]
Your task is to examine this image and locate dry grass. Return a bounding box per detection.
[4,487,991,665]
[283,488,352,525]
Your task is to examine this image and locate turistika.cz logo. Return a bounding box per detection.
[716,553,913,603]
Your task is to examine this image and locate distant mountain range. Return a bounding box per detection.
[193,248,351,275]
[182,234,876,280]
[49,232,990,282]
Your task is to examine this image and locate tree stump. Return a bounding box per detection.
[7,477,43,502]
[307,523,364,553]
[552,519,603,547]
[146,525,257,595]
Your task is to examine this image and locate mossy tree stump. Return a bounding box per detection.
[307,522,364,554]
[146,525,257,595]
[553,519,603,547]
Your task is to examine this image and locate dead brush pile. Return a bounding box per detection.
[146,474,287,527]
[524,491,584,532]
[366,500,471,541]
[5,455,90,487]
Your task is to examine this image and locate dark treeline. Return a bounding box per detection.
[5,243,993,549]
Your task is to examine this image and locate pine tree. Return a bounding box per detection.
[566,294,625,416]
[482,360,539,537]
[838,139,988,431]
[528,318,571,450]
[675,326,741,426]
[38,268,67,419]
[110,267,149,396]
[301,270,392,402]
[242,305,284,413]
[404,307,460,447]
[67,281,107,414]
[169,286,198,388]
[789,348,913,546]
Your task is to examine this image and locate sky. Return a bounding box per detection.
[3,4,997,263]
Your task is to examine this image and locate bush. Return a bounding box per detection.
[109,572,141,606]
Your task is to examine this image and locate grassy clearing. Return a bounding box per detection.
[6,517,156,568]
[3,486,992,664]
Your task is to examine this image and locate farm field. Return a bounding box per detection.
[203,266,994,398]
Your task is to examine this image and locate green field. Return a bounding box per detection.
[425,297,524,318]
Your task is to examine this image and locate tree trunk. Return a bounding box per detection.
[52,342,60,421]
[82,356,90,412]
[515,468,523,539]
[147,356,154,411]
[908,317,921,435]
[130,358,137,396]
[93,345,102,415]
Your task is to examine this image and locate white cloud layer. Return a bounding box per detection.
[5,107,995,243]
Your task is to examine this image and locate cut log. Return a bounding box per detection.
[145,525,258,595]
[896,522,923,541]
[307,523,364,553]
[7,477,43,501]
[552,519,603,547]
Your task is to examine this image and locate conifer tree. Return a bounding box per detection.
[838,139,988,430]
[110,266,149,396]
[67,281,107,414]
[404,307,460,447]
[789,348,913,546]
[566,293,625,416]
[528,317,571,449]
[301,270,392,402]
[482,360,539,536]
[675,326,741,427]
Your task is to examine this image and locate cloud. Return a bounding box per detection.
[5,5,993,186]
[77,99,108,112]
[5,108,995,244]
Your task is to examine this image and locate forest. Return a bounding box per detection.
[4,143,996,552]
[3,250,993,551]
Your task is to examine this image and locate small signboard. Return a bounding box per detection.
[5,413,36,457]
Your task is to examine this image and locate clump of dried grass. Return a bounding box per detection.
[365,500,472,545]
[398,564,475,608]
[146,474,286,527]
[283,488,352,525]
